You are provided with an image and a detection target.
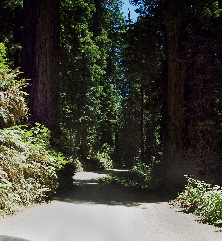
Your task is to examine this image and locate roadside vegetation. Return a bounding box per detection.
[1,124,58,215]
[99,162,162,192]
[1,0,222,229]
[0,43,75,216]
[173,176,222,226]
[101,166,222,226]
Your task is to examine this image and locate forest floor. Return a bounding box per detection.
[0,170,222,241]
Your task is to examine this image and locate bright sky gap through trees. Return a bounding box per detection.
[121,0,138,22]
[1,0,222,212]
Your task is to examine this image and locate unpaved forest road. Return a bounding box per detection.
[0,170,222,241]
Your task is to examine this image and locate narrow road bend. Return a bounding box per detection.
[0,170,221,241]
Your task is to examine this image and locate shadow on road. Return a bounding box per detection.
[0,235,31,241]
[53,169,169,207]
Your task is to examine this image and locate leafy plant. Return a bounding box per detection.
[99,162,162,191]
[0,43,7,68]
[0,43,28,128]
[174,176,222,226]
[0,124,74,216]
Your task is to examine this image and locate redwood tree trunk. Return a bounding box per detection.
[140,85,145,163]
[163,0,185,193]
[23,0,60,132]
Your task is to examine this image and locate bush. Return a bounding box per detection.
[0,43,76,216]
[131,162,162,190]
[0,43,28,128]
[174,176,222,226]
[99,162,162,191]
[0,124,74,216]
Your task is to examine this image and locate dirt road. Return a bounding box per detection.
[0,170,221,241]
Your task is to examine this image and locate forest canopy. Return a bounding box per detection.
[0,0,222,197]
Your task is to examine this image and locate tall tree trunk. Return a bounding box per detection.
[90,0,104,37]
[140,84,145,163]
[163,0,185,193]
[23,0,60,133]
[14,4,22,68]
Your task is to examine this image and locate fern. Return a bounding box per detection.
[0,43,28,128]
[0,125,60,216]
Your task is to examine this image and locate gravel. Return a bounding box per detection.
[0,170,221,241]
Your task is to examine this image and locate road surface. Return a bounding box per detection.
[0,170,222,241]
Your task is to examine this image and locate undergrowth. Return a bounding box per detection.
[0,42,28,128]
[99,162,162,192]
[0,124,72,216]
[0,43,76,216]
[174,176,222,226]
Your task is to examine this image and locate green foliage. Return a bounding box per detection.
[0,124,73,216]
[100,162,162,191]
[115,7,165,168]
[99,172,130,186]
[95,143,114,169]
[22,123,51,148]
[60,0,124,167]
[0,42,7,68]
[181,0,222,178]
[128,0,222,188]
[0,1,23,66]
[175,176,222,226]
[0,43,28,128]
[131,162,162,189]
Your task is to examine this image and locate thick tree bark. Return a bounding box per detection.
[163,0,185,193]
[23,0,60,132]
[140,85,145,163]
[14,4,23,68]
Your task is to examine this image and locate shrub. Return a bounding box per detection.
[0,43,76,216]
[0,43,28,128]
[99,171,131,186]
[131,162,160,190]
[100,162,162,191]
[0,43,7,68]
[174,176,222,226]
[0,124,74,216]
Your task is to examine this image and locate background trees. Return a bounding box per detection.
[1,0,222,193]
[127,0,222,192]
[0,0,23,67]
[114,16,164,169]
[59,0,124,168]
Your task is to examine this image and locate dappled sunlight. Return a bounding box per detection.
[54,170,168,207]
[1,171,222,241]
[73,169,130,184]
